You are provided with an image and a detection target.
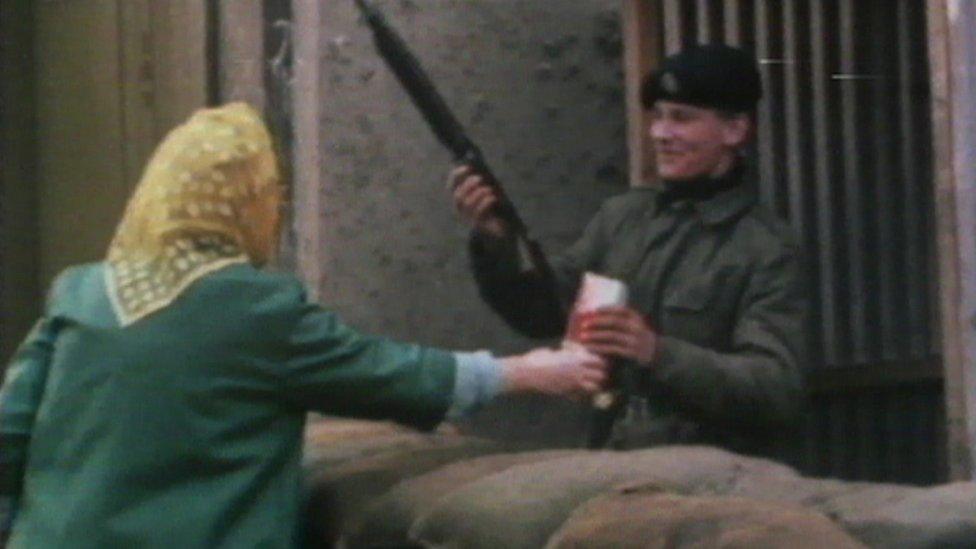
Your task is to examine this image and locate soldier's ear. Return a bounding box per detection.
[720,113,752,149]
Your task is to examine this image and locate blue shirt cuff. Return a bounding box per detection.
[447,351,504,420]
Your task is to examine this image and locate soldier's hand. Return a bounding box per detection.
[448,165,508,238]
[576,306,659,366]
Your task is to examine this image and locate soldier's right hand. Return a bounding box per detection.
[448,165,509,238]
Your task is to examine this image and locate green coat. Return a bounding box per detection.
[0,263,456,548]
[471,182,807,453]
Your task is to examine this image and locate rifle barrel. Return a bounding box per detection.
[353,0,533,236]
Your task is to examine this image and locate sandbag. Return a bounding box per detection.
[347,450,576,547]
[303,418,429,471]
[545,488,866,549]
[305,432,499,547]
[659,466,976,548]
[717,476,976,548]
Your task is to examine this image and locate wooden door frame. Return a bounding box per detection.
[927,0,976,481]
[622,0,661,188]
[0,0,41,365]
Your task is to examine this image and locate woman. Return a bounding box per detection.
[0,103,606,548]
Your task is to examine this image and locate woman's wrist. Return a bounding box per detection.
[499,347,608,399]
[447,351,504,420]
[500,354,532,393]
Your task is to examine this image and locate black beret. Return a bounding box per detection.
[641,44,762,112]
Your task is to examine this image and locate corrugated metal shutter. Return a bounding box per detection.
[649,0,942,483]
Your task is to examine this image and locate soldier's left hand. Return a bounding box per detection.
[576,306,659,366]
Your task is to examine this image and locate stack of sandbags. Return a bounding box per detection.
[303,418,429,470]
[304,428,976,548]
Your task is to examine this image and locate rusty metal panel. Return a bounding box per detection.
[870,2,900,360]
[809,0,840,365]
[897,0,934,358]
[696,0,712,43]
[754,0,785,215]
[723,0,742,45]
[838,0,872,363]
[662,0,685,54]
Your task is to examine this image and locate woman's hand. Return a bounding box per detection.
[501,346,610,399]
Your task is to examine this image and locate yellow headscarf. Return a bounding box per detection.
[106,102,282,326]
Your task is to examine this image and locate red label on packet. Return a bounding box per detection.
[565,273,629,410]
[565,272,629,346]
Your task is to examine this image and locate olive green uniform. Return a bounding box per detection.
[470,181,807,454]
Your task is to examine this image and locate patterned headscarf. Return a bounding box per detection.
[105,102,282,326]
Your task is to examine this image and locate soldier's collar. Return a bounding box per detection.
[695,182,756,225]
[655,166,756,226]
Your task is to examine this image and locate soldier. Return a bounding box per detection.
[449,44,808,455]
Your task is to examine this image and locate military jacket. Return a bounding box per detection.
[470,182,807,454]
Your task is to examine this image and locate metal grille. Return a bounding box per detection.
[650,0,942,482]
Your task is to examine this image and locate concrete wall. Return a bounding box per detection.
[299,0,627,444]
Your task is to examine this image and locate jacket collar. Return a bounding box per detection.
[653,166,757,226]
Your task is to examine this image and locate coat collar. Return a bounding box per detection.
[651,172,757,226]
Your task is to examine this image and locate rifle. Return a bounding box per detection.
[584,362,642,449]
[353,0,553,277]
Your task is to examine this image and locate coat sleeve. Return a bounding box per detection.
[468,205,609,339]
[648,242,807,430]
[277,281,458,431]
[0,318,58,498]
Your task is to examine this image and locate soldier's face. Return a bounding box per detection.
[648,101,750,181]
